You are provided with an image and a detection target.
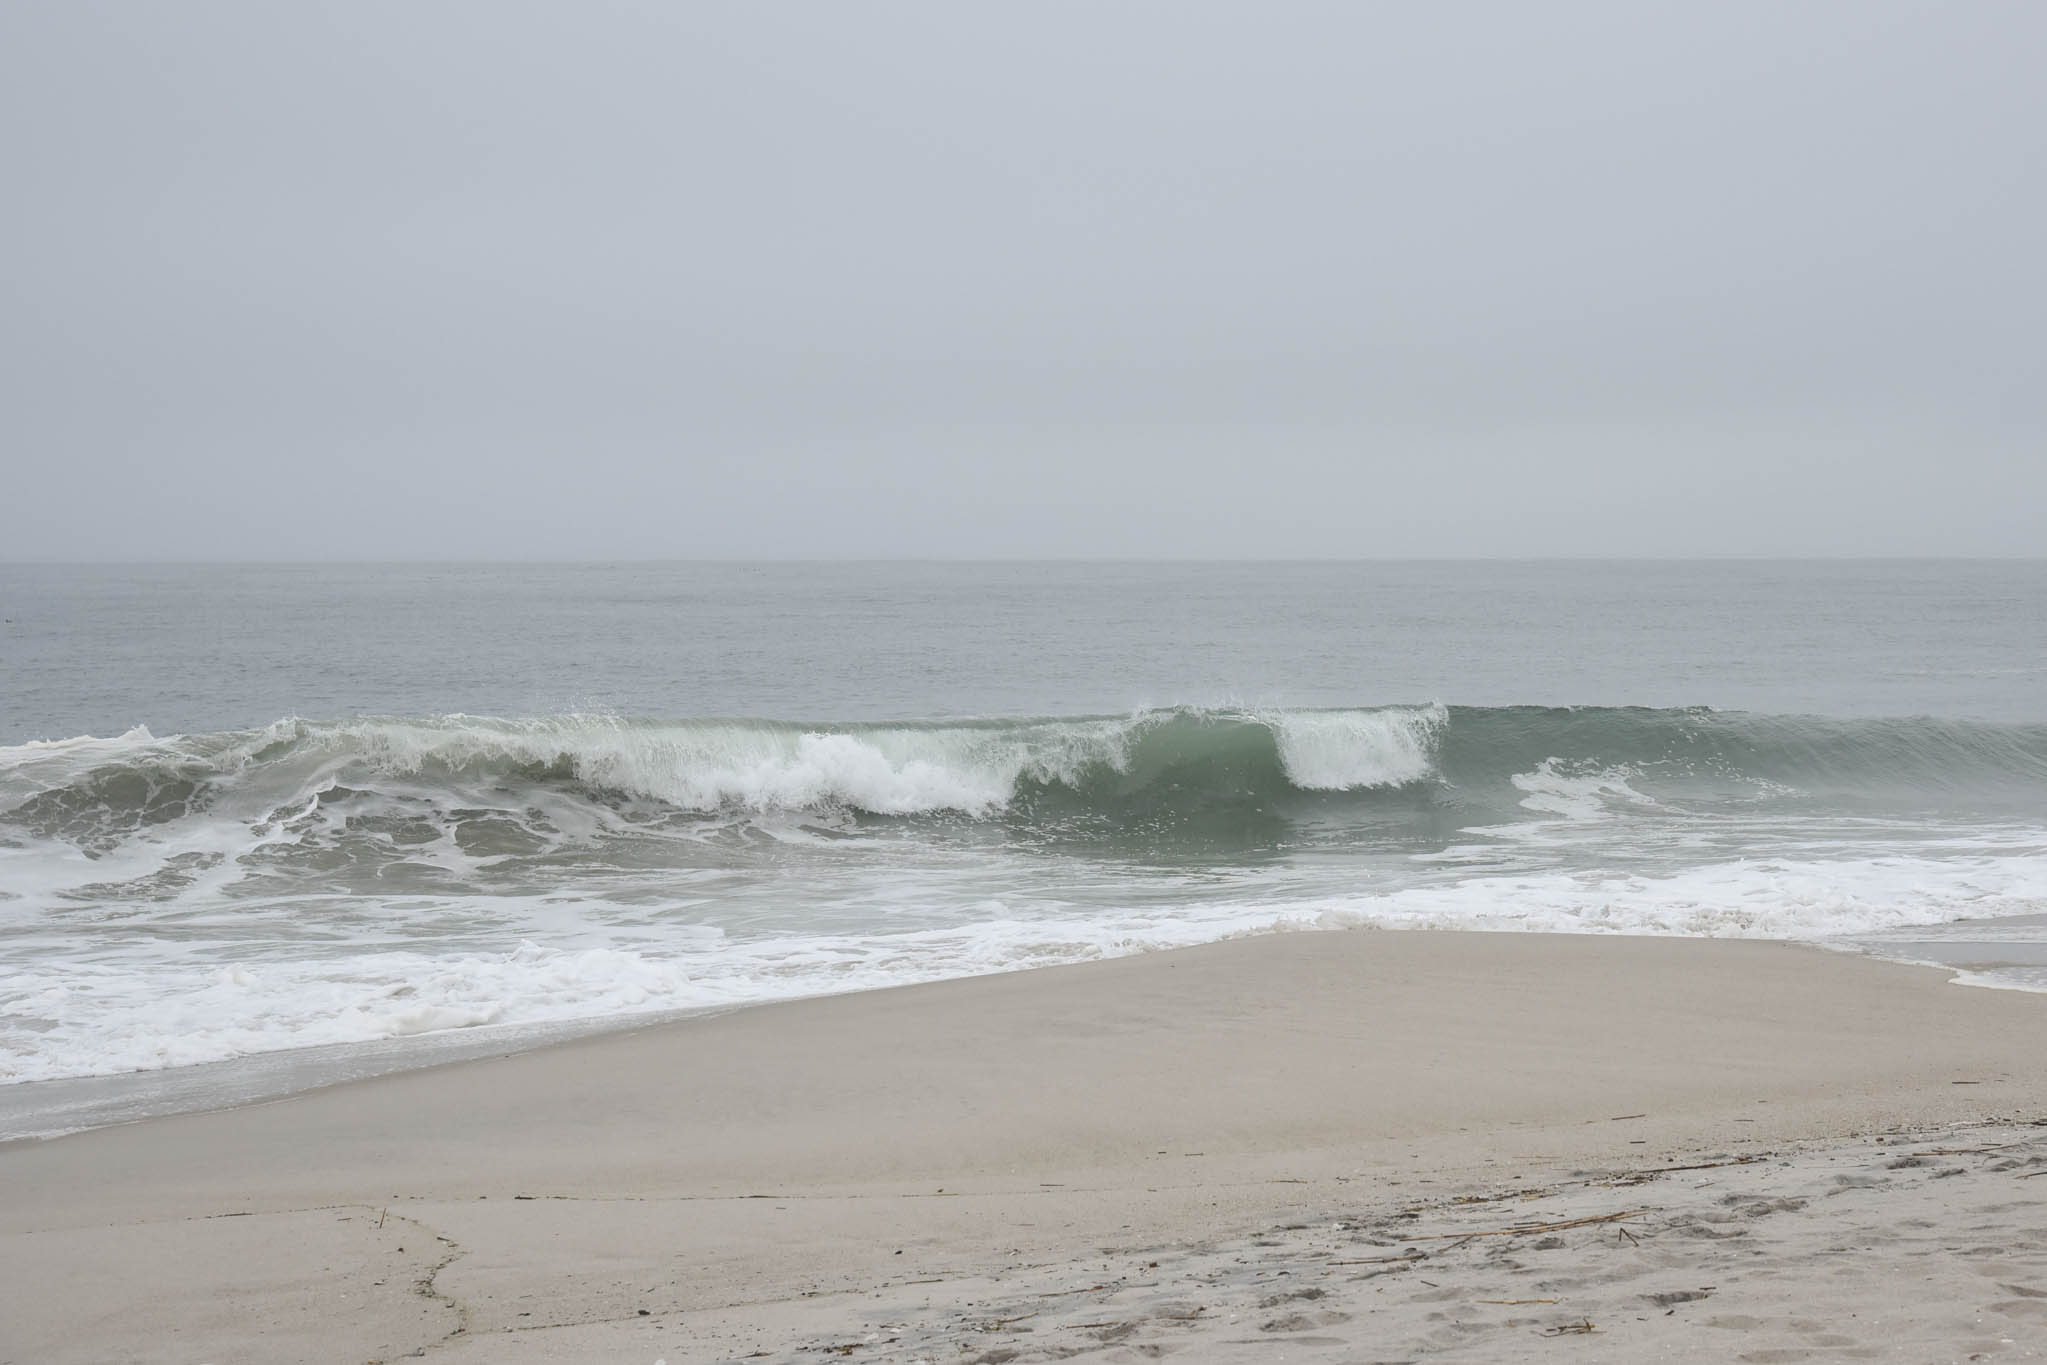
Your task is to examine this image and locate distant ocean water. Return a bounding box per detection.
[3,561,2045,1093]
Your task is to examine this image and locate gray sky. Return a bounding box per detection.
[2,1,2042,558]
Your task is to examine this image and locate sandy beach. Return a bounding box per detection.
[12,0,2047,1356]
[4,930,2046,1364]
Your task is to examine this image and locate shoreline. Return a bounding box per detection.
[4,929,2045,1362]
[8,920,2047,1145]
[0,1002,737,1144]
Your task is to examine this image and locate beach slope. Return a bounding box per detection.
[4,931,2045,1362]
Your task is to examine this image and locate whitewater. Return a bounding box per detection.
[6,699,2047,1086]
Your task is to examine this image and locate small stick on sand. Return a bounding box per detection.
[1539,1319,1601,1336]
[1615,1156,1764,1177]
[1327,1252,1427,1265]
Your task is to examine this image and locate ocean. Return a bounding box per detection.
[4,561,2045,1130]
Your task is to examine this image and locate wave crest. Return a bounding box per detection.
[8,704,2047,860]
[2,705,1451,841]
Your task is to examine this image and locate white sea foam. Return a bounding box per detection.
[4,845,2043,1085]
[1298,848,2047,940]
[1509,757,1661,819]
[0,724,157,757]
[1266,705,1444,789]
[0,908,1267,1083]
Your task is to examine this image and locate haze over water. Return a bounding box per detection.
[3,559,2045,1098]
[10,560,2047,740]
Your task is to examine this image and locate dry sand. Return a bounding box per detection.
[3,930,2045,1363]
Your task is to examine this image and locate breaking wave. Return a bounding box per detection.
[8,704,2047,851]
[0,706,1452,847]
[8,704,2047,1088]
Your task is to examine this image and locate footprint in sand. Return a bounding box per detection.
[1259,1309,1352,1332]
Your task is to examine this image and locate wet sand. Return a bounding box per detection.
[3,930,2045,1363]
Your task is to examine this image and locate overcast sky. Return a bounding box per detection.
[2,1,2041,558]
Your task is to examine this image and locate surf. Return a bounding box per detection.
[7,703,2047,1087]
[7,705,2047,846]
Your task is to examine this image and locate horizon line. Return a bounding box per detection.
[4,554,2044,568]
